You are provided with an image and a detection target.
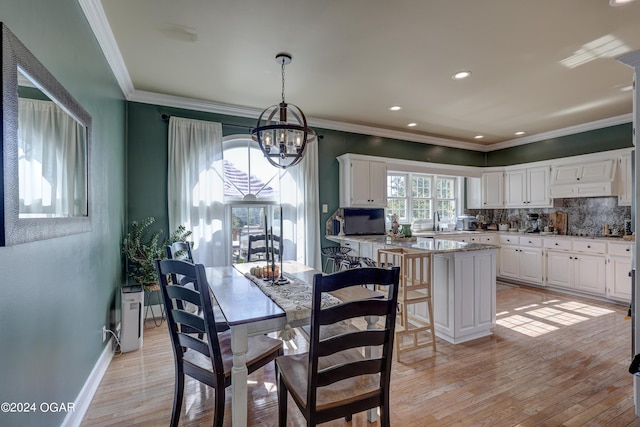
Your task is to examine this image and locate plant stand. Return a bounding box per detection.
[377,248,436,360]
[144,284,165,327]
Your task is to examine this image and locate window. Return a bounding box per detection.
[387,172,459,224]
[224,136,282,263]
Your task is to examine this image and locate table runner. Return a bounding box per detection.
[243,271,342,339]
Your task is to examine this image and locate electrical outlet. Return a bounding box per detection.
[102,325,107,342]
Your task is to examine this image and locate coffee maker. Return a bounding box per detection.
[525,213,540,233]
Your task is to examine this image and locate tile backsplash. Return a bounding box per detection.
[468,197,631,237]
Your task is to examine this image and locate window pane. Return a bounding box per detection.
[412,176,431,198]
[387,199,407,221]
[387,175,406,197]
[436,200,456,222]
[412,199,431,219]
[436,178,455,199]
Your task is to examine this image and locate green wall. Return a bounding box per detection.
[485,123,632,166]
[0,1,126,426]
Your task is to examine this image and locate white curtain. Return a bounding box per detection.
[280,139,321,270]
[18,98,87,216]
[168,117,228,266]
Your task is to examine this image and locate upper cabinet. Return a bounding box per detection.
[549,159,617,198]
[466,177,482,210]
[618,153,632,207]
[481,171,504,208]
[505,166,551,208]
[338,155,387,208]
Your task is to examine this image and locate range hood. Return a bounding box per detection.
[549,159,617,198]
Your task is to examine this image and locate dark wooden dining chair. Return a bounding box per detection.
[155,259,284,427]
[247,233,280,261]
[275,266,401,427]
[166,242,229,332]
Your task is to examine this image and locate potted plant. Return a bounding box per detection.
[122,217,192,290]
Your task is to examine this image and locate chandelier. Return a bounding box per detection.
[252,53,316,169]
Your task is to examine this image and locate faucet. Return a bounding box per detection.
[433,210,440,231]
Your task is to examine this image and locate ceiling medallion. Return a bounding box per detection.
[251,53,316,169]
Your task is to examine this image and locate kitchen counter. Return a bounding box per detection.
[411,230,632,242]
[326,233,498,344]
[326,234,500,253]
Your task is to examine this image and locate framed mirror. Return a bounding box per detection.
[1,23,91,245]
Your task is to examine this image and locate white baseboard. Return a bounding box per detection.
[60,337,115,427]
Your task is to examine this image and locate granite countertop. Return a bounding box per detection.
[326,234,500,253]
[409,230,632,242]
[327,230,633,251]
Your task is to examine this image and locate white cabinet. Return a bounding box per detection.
[549,160,617,198]
[432,249,496,344]
[340,239,360,256]
[466,177,482,209]
[338,155,387,208]
[607,241,633,302]
[618,153,632,207]
[505,166,551,208]
[498,235,543,284]
[481,171,504,208]
[546,239,606,296]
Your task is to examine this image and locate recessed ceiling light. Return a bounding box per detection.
[610,0,635,6]
[407,123,417,127]
[389,106,402,111]
[515,131,526,136]
[474,135,484,139]
[452,70,472,80]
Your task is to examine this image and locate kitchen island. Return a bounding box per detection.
[326,235,499,344]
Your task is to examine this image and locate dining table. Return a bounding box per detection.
[205,261,381,427]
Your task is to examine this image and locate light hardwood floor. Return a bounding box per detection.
[82,285,640,426]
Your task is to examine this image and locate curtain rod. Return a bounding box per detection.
[161,113,323,139]
[161,113,254,131]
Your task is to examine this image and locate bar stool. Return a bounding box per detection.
[338,255,364,270]
[321,246,352,273]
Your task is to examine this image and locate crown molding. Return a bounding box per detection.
[129,90,485,151]
[130,89,632,153]
[79,0,134,98]
[486,114,633,151]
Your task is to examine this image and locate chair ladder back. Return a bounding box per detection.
[305,267,400,423]
[247,233,280,262]
[156,259,225,378]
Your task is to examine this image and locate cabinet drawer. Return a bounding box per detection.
[543,238,572,251]
[499,235,519,246]
[573,239,606,254]
[473,235,496,244]
[608,242,632,257]
[519,236,542,247]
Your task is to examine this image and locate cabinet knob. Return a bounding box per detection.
[587,245,591,248]
[555,243,558,246]
[570,256,573,259]
[626,248,630,252]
